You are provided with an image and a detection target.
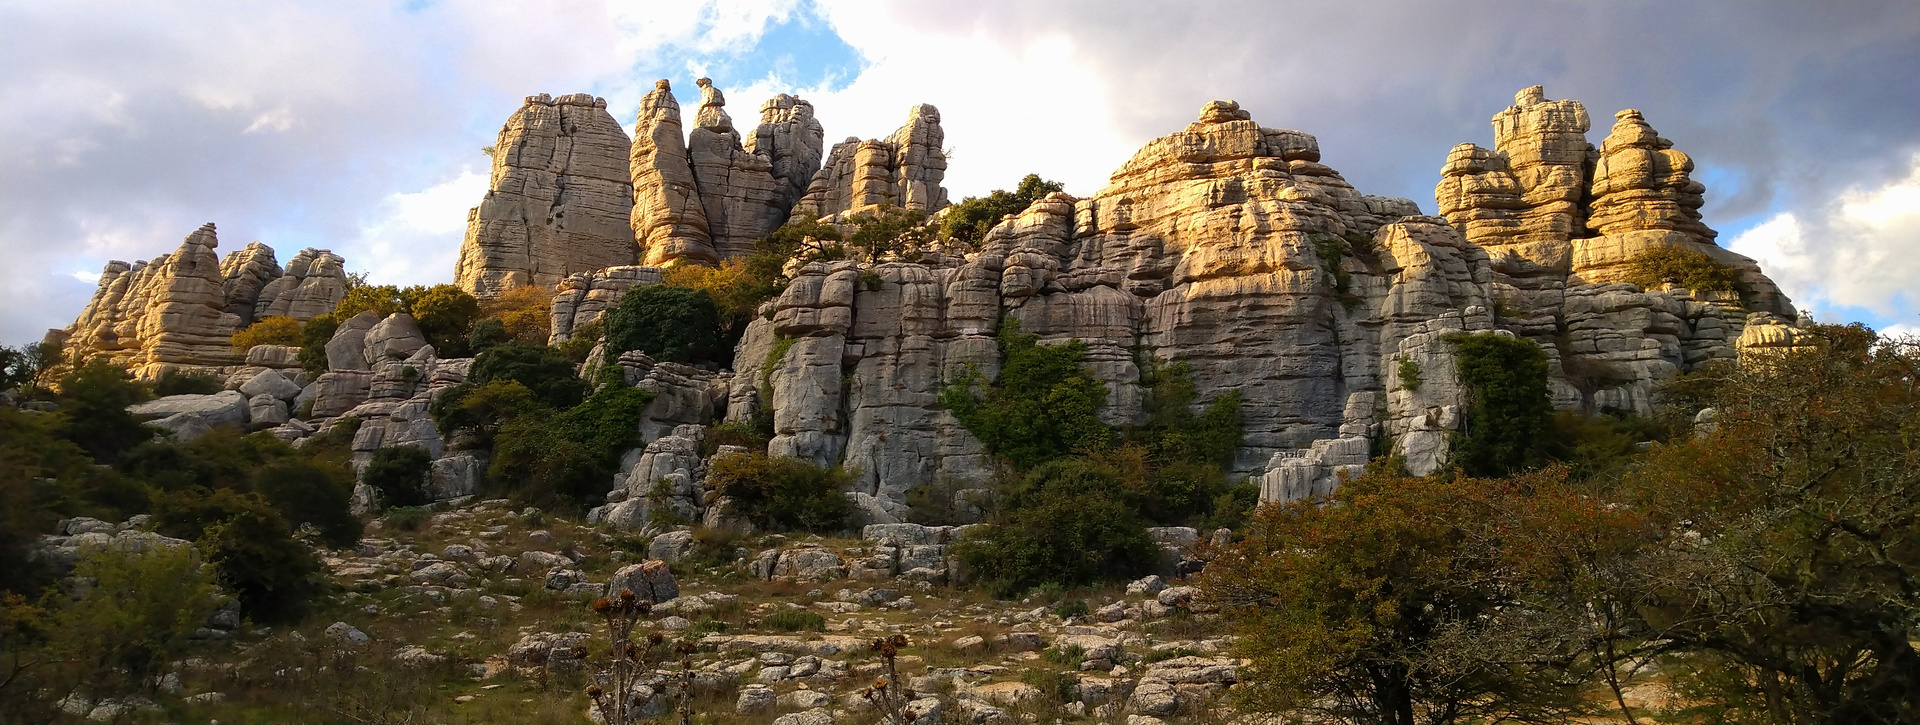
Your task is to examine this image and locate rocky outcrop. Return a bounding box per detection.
[630,80,828,266]
[253,248,349,321]
[788,104,948,222]
[61,226,348,380]
[721,91,1801,509]
[456,93,638,298]
[629,80,714,267]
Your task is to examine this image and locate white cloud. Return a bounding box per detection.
[69,270,97,283]
[1729,151,1920,321]
[345,168,491,286]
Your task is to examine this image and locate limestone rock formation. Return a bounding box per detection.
[629,80,714,266]
[788,104,948,222]
[62,224,246,378]
[630,79,828,266]
[721,91,1802,511]
[456,93,638,297]
[746,94,827,212]
[253,248,349,321]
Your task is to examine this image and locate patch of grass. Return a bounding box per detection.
[382,506,431,531]
[760,609,825,633]
[1050,598,1090,620]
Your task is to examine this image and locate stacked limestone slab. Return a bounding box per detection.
[59,223,346,379]
[788,104,949,223]
[1434,86,1799,415]
[455,93,639,298]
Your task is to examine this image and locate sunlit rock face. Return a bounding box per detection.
[456,92,639,298]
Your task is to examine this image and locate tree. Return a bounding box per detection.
[951,454,1159,597]
[844,204,935,261]
[1202,467,1591,725]
[408,284,482,356]
[151,487,324,623]
[602,285,723,364]
[1619,325,1920,724]
[941,174,1066,249]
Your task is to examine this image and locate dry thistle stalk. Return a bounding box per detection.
[861,634,919,725]
[585,589,661,725]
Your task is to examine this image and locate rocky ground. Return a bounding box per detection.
[45,500,1245,725]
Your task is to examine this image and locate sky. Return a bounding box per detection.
[2,0,1916,346]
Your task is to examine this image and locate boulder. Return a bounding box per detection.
[129,391,249,430]
[605,560,679,603]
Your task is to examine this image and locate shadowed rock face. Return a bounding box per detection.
[60,223,346,379]
[456,93,639,298]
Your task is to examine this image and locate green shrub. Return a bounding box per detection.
[56,358,154,463]
[1446,333,1554,477]
[1623,246,1744,296]
[231,315,303,352]
[941,321,1113,470]
[151,368,224,397]
[603,285,722,364]
[16,544,222,715]
[940,174,1064,248]
[487,383,651,511]
[703,454,855,533]
[429,379,543,449]
[151,487,324,623]
[1397,356,1423,392]
[761,609,825,632]
[1133,360,1241,469]
[467,316,511,353]
[952,456,1158,598]
[1051,598,1091,620]
[553,317,602,363]
[252,460,361,547]
[382,506,430,531]
[297,313,339,375]
[703,421,770,457]
[469,341,589,409]
[363,445,433,509]
[845,204,935,261]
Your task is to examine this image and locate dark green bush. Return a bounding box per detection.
[252,460,361,547]
[408,284,482,357]
[703,421,770,457]
[1398,356,1424,392]
[151,487,324,623]
[56,359,154,463]
[941,321,1113,470]
[1447,333,1555,477]
[952,456,1159,598]
[151,369,223,396]
[466,316,511,353]
[703,453,855,533]
[1051,598,1091,620]
[603,285,722,364]
[469,341,589,409]
[761,609,826,632]
[487,383,651,511]
[429,379,543,449]
[363,445,433,509]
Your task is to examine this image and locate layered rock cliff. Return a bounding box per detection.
[787,104,949,222]
[58,223,346,378]
[455,93,639,298]
[716,90,1801,517]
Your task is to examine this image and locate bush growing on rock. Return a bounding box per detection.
[477,284,554,345]
[941,321,1113,470]
[151,368,224,396]
[603,284,723,364]
[1623,246,1744,296]
[953,455,1159,598]
[151,487,324,622]
[297,313,339,375]
[469,342,590,409]
[231,315,303,352]
[1446,333,1555,477]
[703,453,855,533]
[487,383,652,511]
[940,173,1065,249]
